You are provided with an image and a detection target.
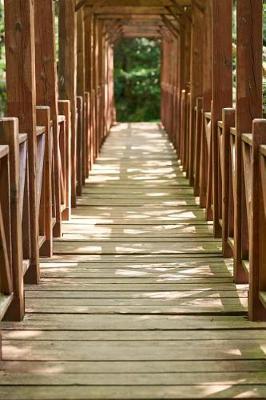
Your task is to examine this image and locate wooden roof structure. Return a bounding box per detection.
[75,0,194,39]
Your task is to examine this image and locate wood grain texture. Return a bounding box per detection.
[2,123,266,399]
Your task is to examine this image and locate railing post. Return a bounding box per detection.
[4,0,40,284]
[222,108,235,258]
[249,119,266,321]
[84,92,91,177]
[58,100,72,221]
[193,97,203,196]
[36,107,53,257]
[0,118,24,321]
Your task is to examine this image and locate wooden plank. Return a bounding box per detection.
[1,359,266,374]
[53,240,221,255]
[24,289,248,299]
[2,121,266,397]
[2,385,266,399]
[5,370,266,385]
[4,338,266,362]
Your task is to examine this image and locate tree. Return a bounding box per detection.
[114,38,161,122]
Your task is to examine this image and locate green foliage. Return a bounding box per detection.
[114,38,161,122]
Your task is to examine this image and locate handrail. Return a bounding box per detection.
[0,118,24,321]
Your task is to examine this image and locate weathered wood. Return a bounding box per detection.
[188,2,203,185]
[2,122,266,397]
[249,120,266,321]
[59,0,77,207]
[221,108,235,258]
[34,0,61,243]
[198,0,212,211]
[4,0,40,284]
[234,0,263,283]
[58,100,72,221]
[0,118,24,321]
[36,108,53,257]
[211,0,232,237]
[0,147,12,296]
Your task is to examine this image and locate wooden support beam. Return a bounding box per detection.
[211,0,232,237]
[59,0,77,207]
[165,6,182,21]
[234,0,263,284]
[75,0,87,11]
[187,0,203,185]
[77,6,86,190]
[34,0,59,246]
[4,0,40,284]
[199,0,212,210]
[77,7,86,97]
[161,15,179,37]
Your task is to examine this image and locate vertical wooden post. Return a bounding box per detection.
[59,0,77,207]
[188,1,203,185]
[76,96,83,196]
[211,0,232,237]
[249,119,266,321]
[34,0,62,237]
[4,0,39,284]
[36,107,53,256]
[77,6,85,195]
[34,0,57,252]
[234,0,263,283]
[178,13,190,161]
[84,7,93,174]
[77,7,85,98]
[193,96,203,195]
[199,0,212,209]
[0,118,24,321]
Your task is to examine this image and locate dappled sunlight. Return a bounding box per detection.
[3,122,266,399]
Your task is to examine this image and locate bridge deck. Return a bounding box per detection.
[1,123,266,399]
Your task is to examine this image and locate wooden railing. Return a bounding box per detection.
[166,88,266,320]
[162,0,263,321]
[0,143,13,322]
[245,120,266,320]
[0,118,24,324]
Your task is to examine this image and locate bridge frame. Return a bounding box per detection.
[0,0,265,360]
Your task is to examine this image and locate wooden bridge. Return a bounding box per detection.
[0,0,266,399]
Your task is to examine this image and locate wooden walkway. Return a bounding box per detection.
[1,123,266,399]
